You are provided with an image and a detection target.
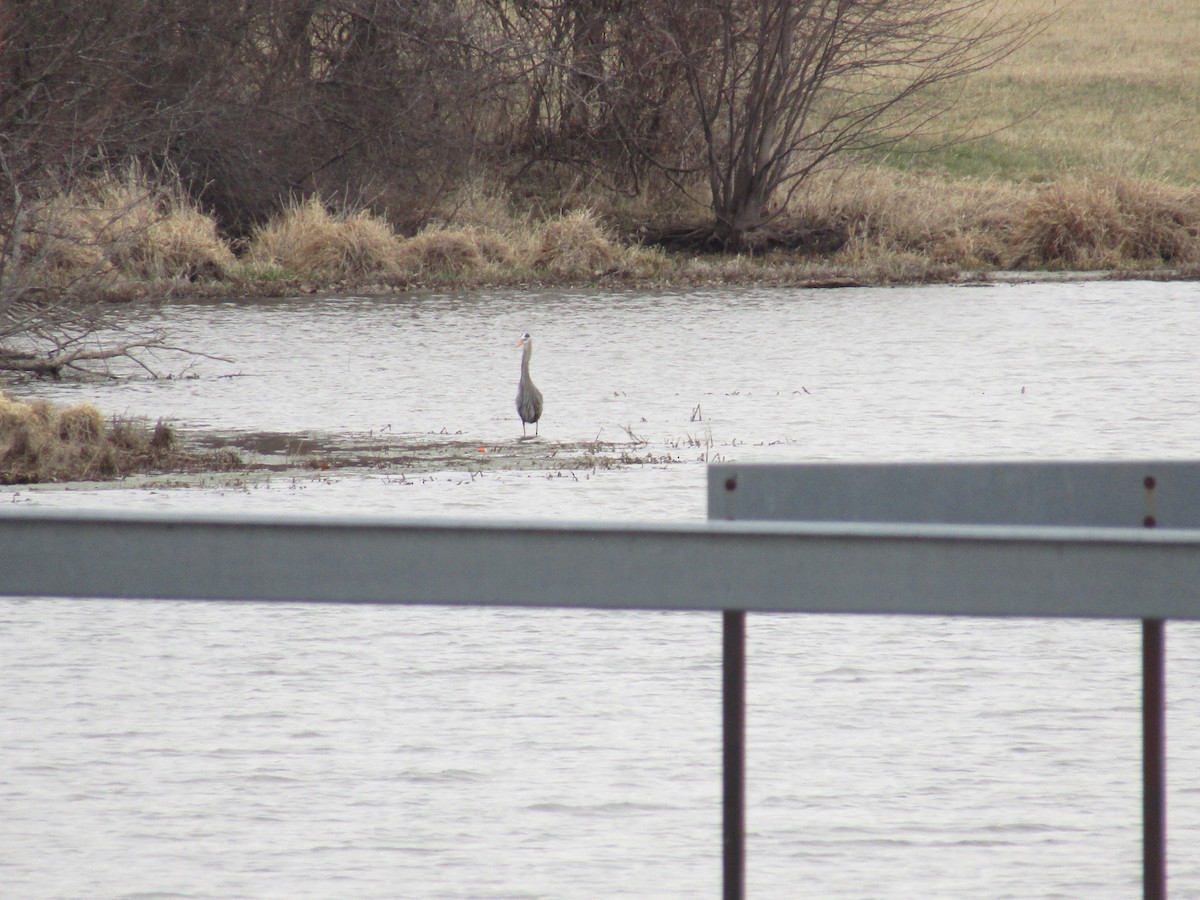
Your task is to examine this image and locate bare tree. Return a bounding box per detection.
[165,0,490,232]
[2,0,1042,266]
[1,0,493,381]
[474,0,695,196]
[0,0,209,378]
[1,0,488,233]
[642,0,1040,248]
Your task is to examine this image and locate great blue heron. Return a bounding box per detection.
[514,332,543,436]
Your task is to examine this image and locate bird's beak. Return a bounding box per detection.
[514,337,527,349]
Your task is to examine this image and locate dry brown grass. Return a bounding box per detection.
[1007,178,1200,268]
[532,209,617,276]
[875,0,1200,183]
[22,166,234,289]
[781,168,1014,267]
[392,207,672,281]
[17,168,1200,295]
[396,228,492,275]
[244,197,406,280]
[773,166,1200,271]
[388,169,1200,278]
[128,203,236,281]
[0,390,240,484]
[1,392,119,482]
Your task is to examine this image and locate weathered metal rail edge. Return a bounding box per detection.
[2,508,1200,619]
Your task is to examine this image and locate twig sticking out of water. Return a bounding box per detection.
[621,423,648,445]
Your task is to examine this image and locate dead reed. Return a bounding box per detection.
[13,166,1200,302]
[395,228,492,275]
[532,210,617,276]
[1008,178,1200,268]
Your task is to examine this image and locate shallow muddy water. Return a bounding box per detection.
[4,280,1200,897]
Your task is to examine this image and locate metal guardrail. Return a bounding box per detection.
[2,511,1199,616]
[711,461,1200,900]
[2,460,1198,899]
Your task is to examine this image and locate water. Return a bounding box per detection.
[3,280,1200,897]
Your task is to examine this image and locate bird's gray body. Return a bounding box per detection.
[515,333,543,435]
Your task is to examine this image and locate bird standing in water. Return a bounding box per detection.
[514,332,543,436]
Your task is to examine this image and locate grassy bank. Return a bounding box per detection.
[8,0,1200,299]
[10,165,1200,305]
[4,0,1198,303]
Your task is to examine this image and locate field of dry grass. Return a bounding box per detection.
[10,171,679,301]
[872,0,1200,183]
[12,168,1197,311]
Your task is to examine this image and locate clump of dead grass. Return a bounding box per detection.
[396,227,493,275]
[15,159,1200,302]
[244,197,406,279]
[0,391,235,484]
[532,209,617,276]
[395,178,533,277]
[781,167,1020,268]
[21,165,235,288]
[1,392,118,482]
[775,166,1200,272]
[1007,178,1200,268]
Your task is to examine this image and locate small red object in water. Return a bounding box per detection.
[478,447,486,452]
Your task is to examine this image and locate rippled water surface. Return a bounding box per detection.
[4,280,1200,897]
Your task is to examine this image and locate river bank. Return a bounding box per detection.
[12,167,1200,312]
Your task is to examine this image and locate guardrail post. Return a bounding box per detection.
[723,609,746,900]
[1144,618,1166,900]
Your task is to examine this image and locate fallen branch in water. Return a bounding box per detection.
[0,335,233,379]
[1,337,164,378]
